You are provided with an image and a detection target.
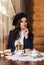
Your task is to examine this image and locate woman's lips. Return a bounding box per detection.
[23,25,27,27]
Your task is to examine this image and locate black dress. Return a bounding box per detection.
[7,29,34,52]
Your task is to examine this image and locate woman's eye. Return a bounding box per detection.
[25,21,28,22]
[20,20,28,23]
[21,21,23,22]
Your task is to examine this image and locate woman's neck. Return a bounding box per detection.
[21,28,25,31]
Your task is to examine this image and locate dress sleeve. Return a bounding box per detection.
[23,32,34,49]
[7,31,15,52]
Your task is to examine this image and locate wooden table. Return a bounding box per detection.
[0,57,44,65]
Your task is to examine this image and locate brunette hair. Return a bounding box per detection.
[12,12,29,40]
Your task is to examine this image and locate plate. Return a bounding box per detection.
[5,52,12,56]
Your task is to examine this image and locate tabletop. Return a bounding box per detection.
[0,57,44,65]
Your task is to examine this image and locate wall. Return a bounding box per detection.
[33,0,44,51]
[26,0,44,51]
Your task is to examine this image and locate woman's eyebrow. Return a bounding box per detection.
[20,21,23,22]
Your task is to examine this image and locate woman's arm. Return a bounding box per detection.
[23,32,34,49]
[7,31,15,52]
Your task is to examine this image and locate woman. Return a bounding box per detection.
[7,12,34,52]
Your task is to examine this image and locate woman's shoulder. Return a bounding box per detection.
[9,29,15,35]
[28,32,34,37]
[10,29,15,32]
[9,29,15,33]
[9,29,16,40]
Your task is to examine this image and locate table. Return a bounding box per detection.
[0,57,44,65]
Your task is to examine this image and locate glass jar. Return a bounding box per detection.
[16,41,22,50]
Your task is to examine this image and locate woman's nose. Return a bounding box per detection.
[23,21,26,24]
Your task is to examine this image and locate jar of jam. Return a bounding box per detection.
[16,41,22,50]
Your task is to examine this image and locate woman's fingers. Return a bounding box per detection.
[24,28,29,39]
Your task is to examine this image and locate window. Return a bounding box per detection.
[0,0,15,50]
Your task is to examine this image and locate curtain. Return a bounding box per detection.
[0,0,15,50]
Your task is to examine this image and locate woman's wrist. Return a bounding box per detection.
[25,35,28,39]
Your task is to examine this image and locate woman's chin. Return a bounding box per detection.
[21,27,27,30]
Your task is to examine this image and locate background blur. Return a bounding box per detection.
[0,0,44,51]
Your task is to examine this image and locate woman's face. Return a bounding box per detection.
[20,17,27,30]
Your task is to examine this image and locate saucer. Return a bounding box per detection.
[15,50,23,55]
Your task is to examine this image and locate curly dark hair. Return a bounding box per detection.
[12,13,29,40]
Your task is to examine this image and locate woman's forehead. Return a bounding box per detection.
[21,17,27,21]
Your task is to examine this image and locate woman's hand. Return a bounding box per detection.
[24,28,29,39]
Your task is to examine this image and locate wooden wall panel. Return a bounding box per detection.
[26,0,44,51]
[33,22,44,29]
[33,38,44,45]
[33,0,44,51]
[33,29,44,37]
